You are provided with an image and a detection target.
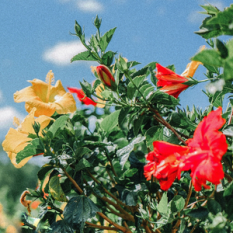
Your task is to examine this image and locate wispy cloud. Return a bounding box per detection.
[0,90,3,103]
[58,0,104,13]
[42,41,87,66]
[0,106,25,130]
[76,0,104,12]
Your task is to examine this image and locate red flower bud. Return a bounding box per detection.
[96,65,116,91]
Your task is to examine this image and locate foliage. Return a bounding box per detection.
[3,3,233,233]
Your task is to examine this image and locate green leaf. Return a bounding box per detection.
[216,39,228,59]
[63,196,99,231]
[122,168,138,178]
[207,199,222,215]
[200,4,220,15]
[99,27,117,52]
[146,126,163,151]
[74,147,92,159]
[178,219,186,233]
[37,163,54,181]
[75,158,91,171]
[133,115,145,136]
[191,49,222,67]
[148,91,179,106]
[118,107,130,129]
[47,115,69,138]
[223,181,233,196]
[49,176,68,202]
[71,51,97,62]
[186,207,209,219]
[117,135,145,169]
[127,82,137,99]
[224,57,233,80]
[80,80,92,97]
[101,51,116,66]
[171,195,185,213]
[121,189,138,206]
[16,138,44,164]
[157,192,168,215]
[50,220,73,233]
[100,109,121,133]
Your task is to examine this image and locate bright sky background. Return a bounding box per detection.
[0,0,232,144]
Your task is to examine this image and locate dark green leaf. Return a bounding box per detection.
[75,158,91,171]
[16,138,44,164]
[38,164,54,181]
[47,115,69,138]
[71,51,97,62]
[50,220,73,233]
[127,82,137,99]
[133,115,145,136]
[224,57,233,80]
[80,80,92,96]
[146,126,163,151]
[63,196,99,231]
[223,181,233,196]
[207,199,222,215]
[216,39,228,59]
[49,176,68,202]
[148,91,179,106]
[99,27,117,52]
[100,109,121,133]
[121,189,138,206]
[74,147,92,159]
[101,51,116,66]
[118,107,130,129]
[117,135,145,169]
[186,207,209,219]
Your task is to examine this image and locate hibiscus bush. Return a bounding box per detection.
[3,3,233,233]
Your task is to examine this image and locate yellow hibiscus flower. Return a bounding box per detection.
[14,70,76,117]
[2,108,52,168]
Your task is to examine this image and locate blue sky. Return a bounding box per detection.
[0,0,232,142]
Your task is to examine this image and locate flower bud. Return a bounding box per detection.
[94,15,102,29]
[75,20,82,37]
[96,65,116,91]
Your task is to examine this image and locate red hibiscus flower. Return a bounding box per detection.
[144,141,189,191]
[67,87,97,106]
[178,107,227,191]
[156,63,189,98]
[144,107,227,191]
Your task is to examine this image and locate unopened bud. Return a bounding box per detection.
[75,20,82,36]
[94,15,102,29]
[96,65,116,91]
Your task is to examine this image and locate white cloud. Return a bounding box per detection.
[76,0,104,12]
[57,0,104,12]
[0,106,25,130]
[42,41,87,66]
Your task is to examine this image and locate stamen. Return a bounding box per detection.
[45,70,55,103]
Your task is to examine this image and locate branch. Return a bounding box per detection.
[85,222,118,231]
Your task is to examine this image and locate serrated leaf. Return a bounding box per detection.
[186,207,209,219]
[191,49,222,67]
[224,57,233,80]
[71,51,97,62]
[101,51,116,66]
[133,115,145,136]
[100,110,121,133]
[146,126,163,151]
[200,4,220,15]
[16,138,44,164]
[157,192,168,215]
[127,82,137,99]
[148,90,179,105]
[75,158,91,171]
[49,176,68,202]
[63,196,99,231]
[47,115,69,138]
[80,80,92,96]
[223,181,233,196]
[117,135,145,169]
[99,27,117,52]
[118,107,130,129]
[50,220,73,233]
[171,195,185,212]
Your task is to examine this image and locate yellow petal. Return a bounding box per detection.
[181,46,205,78]
[95,82,105,108]
[13,73,77,117]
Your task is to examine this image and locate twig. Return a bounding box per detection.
[185,181,192,208]
[85,222,118,231]
[190,222,199,233]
